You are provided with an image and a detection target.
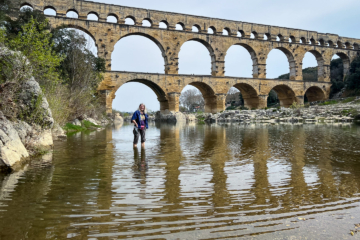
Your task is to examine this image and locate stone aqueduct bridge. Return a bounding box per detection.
[20,0,360,113]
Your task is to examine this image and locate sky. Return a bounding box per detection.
[53,0,360,112]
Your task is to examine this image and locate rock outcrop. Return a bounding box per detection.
[0,47,54,169]
[155,110,186,123]
[0,111,29,168]
[113,113,124,125]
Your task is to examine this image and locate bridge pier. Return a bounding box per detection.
[167,92,180,112]
[258,95,268,109]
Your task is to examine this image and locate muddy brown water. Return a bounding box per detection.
[1,122,360,239]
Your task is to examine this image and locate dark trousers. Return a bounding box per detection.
[133,128,146,144]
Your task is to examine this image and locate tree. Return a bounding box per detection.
[180,88,204,112]
[8,17,62,89]
[346,56,360,92]
[226,87,239,104]
[51,28,105,94]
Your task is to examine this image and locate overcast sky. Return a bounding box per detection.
[81,0,360,112]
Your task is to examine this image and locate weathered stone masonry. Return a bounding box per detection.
[19,0,360,113]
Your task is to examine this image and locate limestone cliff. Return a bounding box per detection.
[0,47,54,170]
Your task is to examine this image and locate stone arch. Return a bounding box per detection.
[354,43,359,50]
[268,84,297,107]
[223,27,231,36]
[142,18,152,27]
[264,33,271,40]
[277,34,284,42]
[332,51,351,77]
[20,2,33,10]
[44,6,56,16]
[107,13,118,23]
[53,24,97,44]
[115,32,169,73]
[125,15,136,25]
[87,11,99,21]
[179,38,216,75]
[176,22,185,30]
[192,24,201,32]
[231,43,259,78]
[289,36,296,43]
[232,83,260,109]
[270,47,297,80]
[238,30,245,37]
[303,50,325,81]
[251,31,258,39]
[182,82,217,113]
[112,79,169,112]
[208,26,216,34]
[304,86,325,103]
[159,20,169,29]
[66,9,79,18]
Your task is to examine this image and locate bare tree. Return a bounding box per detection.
[226,87,240,104]
[180,88,204,112]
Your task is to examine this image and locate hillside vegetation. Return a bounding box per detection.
[0,1,106,125]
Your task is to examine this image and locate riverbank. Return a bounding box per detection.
[198,97,360,124]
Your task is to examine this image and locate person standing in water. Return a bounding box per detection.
[131,103,149,148]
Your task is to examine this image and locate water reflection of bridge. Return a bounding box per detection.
[1,124,360,238]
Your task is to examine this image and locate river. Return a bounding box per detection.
[1,122,360,239]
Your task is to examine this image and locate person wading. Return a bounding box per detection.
[131,103,149,148]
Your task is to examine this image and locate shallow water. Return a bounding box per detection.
[1,122,360,239]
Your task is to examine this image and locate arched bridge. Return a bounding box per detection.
[19,0,360,113]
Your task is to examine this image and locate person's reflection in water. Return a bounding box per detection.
[133,148,148,185]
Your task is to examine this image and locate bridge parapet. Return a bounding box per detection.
[20,0,360,50]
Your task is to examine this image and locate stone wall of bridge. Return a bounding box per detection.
[99,72,331,113]
[19,0,360,82]
[16,0,355,113]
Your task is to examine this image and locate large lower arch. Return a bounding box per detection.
[304,86,325,103]
[113,33,168,73]
[275,47,296,80]
[234,43,259,78]
[266,47,296,80]
[111,79,169,112]
[303,50,325,81]
[183,82,218,113]
[179,38,216,75]
[269,85,297,107]
[232,83,259,109]
[224,44,256,78]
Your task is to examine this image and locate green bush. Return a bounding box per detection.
[341,97,356,103]
[318,100,338,106]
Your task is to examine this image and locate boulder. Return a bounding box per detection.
[113,113,124,125]
[18,77,54,129]
[72,119,81,126]
[0,111,29,168]
[155,110,186,123]
[85,118,99,126]
[52,123,66,140]
[185,114,197,122]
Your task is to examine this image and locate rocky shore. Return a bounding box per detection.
[0,78,54,170]
[152,97,360,124]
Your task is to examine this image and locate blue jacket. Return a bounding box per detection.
[131,110,149,129]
